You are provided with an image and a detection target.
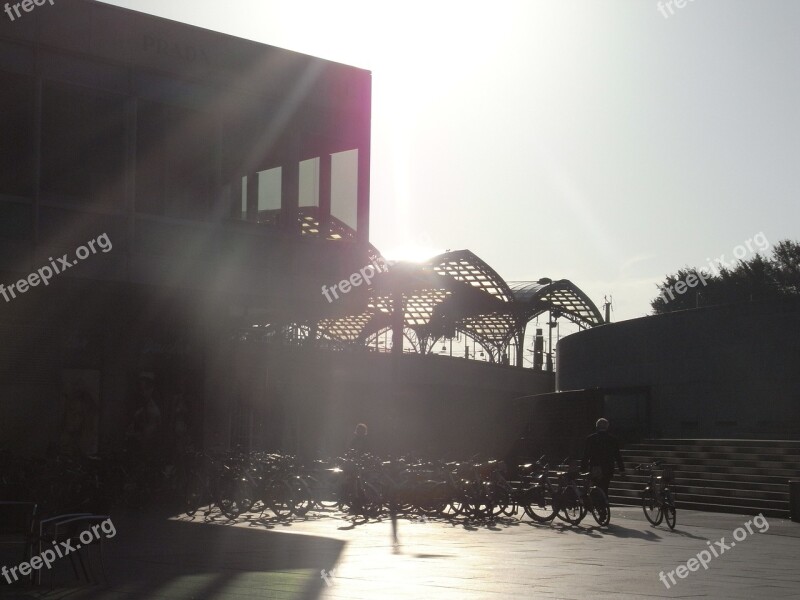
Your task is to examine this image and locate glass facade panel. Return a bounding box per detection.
[299,157,320,208]
[331,149,358,231]
[257,167,281,224]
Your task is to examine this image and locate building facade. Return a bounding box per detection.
[0,0,373,455]
[556,299,800,440]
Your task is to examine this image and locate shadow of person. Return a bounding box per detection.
[337,515,369,531]
[548,522,604,538]
[660,527,709,541]
[595,523,663,541]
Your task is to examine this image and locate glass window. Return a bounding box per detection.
[331,149,358,232]
[299,157,320,208]
[257,167,281,224]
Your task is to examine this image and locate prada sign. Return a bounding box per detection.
[142,33,210,65]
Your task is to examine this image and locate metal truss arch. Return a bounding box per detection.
[287,249,605,367]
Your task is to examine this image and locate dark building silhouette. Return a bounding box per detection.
[556,299,800,440]
[0,0,372,455]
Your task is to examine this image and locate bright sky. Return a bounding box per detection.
[102,0,800,322]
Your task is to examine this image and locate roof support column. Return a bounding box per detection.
[391,291,405,356]
[515,327,525,367]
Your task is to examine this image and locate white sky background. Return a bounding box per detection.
[101,0,800,322]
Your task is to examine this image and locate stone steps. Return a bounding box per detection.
[612,479,788,501]
[608,439,800,519]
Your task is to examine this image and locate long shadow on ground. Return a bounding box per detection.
[0,509,344,600]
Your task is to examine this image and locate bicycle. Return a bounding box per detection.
[515,456,557,523]
[229,453,313,520]
[636,461,676,529]
[184,452,242,519]
[551,458,610,526]
[582,471,610,527]
[338,454,384,517]
[305,459,346,510]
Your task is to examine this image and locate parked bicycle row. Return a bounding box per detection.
[0,448,191,516]
[0,448,676,528]
[181,452,676,528]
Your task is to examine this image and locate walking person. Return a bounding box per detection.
[581,418,625,497]
[349,423,369,456]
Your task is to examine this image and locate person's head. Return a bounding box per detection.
[354,423,368,436]
[596,418,610,432]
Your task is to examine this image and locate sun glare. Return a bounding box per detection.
[383,244,444,264]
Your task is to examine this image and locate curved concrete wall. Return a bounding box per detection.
[556,300,800,439]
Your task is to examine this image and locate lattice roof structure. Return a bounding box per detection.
[318,311,375,344]
[298,249,604,367]
[298,207,360,241]
[508,280,605,328]
[429,249,514,302]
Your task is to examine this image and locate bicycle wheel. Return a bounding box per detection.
[499,487,516,517]
[360,480,384,517]
[557,486,585,525]
[663,491,676,529]
[523,481,557,523]
[467,484,495,520]
[233,478,257,514]
[315,479,340,509]
[185,473,204,517]
[267,480,295,519]
[445,493,469,518]
[216,479,243,520]
[642,487,663,526]
[471,501,494,520]
[289,479,313,517]
[589,487,610,526]
[417,481,449,517]
[318,498,340,509]
[307,473,340,509]
[486,488,507,518]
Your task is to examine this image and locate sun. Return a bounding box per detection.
[382,243,445,264]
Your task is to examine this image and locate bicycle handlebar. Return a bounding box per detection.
[633,461,664,471]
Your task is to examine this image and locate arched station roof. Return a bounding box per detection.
[508,279,605,328]
[304,249,604,362]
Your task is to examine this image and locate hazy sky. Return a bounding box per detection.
[101,0,799,322]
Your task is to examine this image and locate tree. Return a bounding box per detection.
[651,240,800,315]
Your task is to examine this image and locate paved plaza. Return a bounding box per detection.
[2,505,799,600]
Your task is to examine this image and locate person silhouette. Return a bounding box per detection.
[581,418,625,497]
[349,423,368,456]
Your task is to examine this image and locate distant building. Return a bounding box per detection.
[557,299,800,440]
